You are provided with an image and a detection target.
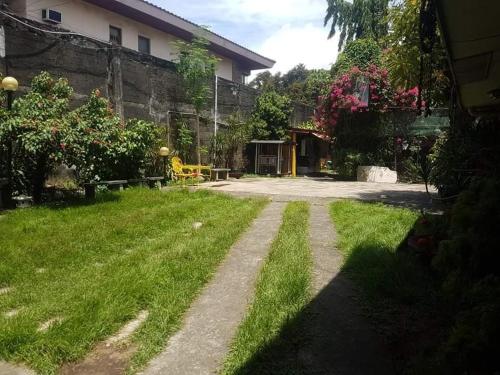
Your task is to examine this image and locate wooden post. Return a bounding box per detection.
[277,144,281,175]
[291,132,297,177]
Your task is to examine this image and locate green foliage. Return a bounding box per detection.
[432,179,500,373]
[249,65,331,106]
[63,90,158,183]
[174,36,219,113]
[1,72,73,202]
[383,0,449,104]
[429,116,500,197]
[251,91,292,140]
[174,35,219,167]
[210,113,253,168]
[325,0,390,50]
[331,38,382,77]
[174,119,194,162]
[0,72,160,201]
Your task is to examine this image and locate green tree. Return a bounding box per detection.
[325,0,390,50]
[249,71,281,92]
[174,35,219,170]
[251,91,292,140]
[383,0,449,105]
[2,72,73,203]
[63,91,158,184]
[250,65,331,107]
[175,119,194,162]
[331,38,382,77]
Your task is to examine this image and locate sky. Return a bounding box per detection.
[149,0,341,76]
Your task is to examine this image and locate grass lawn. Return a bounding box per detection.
[0,189,265,374]
[330,200,433,303]
[331,200,441,372]
[222,201,312,375]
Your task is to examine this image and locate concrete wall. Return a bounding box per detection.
[0,16,311,170]
[8,0,235,81]
[0,17,259,166]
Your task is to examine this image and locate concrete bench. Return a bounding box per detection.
[210,168,231,181]
[84,180,128,199]
[145,176,164,189]
[0,178,9,208]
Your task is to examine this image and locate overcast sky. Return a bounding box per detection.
[149,0,341,75]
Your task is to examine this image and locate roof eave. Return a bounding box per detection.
[83,0,275,70]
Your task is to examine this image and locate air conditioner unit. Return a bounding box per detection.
[41,9,62,24]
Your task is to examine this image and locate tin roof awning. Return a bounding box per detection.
[290,128,332,142]
[436,0,500,112]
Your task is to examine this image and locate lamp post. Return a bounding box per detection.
[159,146,169,180]
[1,76,18,209]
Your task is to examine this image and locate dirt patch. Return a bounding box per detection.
[60,311,148,375]
[59,343,137,375]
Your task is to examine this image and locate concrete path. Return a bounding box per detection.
[202,177,435,209]
[142,201,286,375]
[298,203,394,374]
[0,362,35,375]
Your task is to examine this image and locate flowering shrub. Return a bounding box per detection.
[0,72,73,202]
[316,65,419,129]
[0,72,159,202]
[63,90,158,183]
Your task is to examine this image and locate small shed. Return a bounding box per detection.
[251,140,290,175]
[289,128,332,176]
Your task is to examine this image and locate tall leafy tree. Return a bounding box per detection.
[383,0,449,105]
[174,35,219,170]
[331,38,382,77]
[325,0,390,50]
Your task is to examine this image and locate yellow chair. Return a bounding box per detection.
[172,156,211,176]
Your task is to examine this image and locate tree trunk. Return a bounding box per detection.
[32,156,46,204]
[196,113,201,174]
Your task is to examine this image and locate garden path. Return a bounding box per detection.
[297,203,394,374]
[141,201,286,375]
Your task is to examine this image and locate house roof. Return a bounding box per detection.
[436,0,500,112]
[83,0,276,70]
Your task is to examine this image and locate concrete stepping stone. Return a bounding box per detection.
[0,287,12,296]
[38,317,64,332]
[106,310,149,346]
[4,309,21,318]
[142,201,286,375]
[0,362,35,375]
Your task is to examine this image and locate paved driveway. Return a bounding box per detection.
[200,177,436,209]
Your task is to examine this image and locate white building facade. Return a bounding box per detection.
[7,0,275,82]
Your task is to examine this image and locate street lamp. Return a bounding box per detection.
[159,146,169,179]
[1,76,18,208]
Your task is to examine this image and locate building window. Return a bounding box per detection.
[109,25,122,45]
[138,36,151,54]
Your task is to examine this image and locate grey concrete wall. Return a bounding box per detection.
[0,16,311,169]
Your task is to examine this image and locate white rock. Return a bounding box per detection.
[357,166,398,184]
[192,222,203,230]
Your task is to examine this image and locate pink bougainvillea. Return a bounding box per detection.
[315,65,419,129]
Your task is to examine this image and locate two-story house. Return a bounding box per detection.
[6,0,275,82]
